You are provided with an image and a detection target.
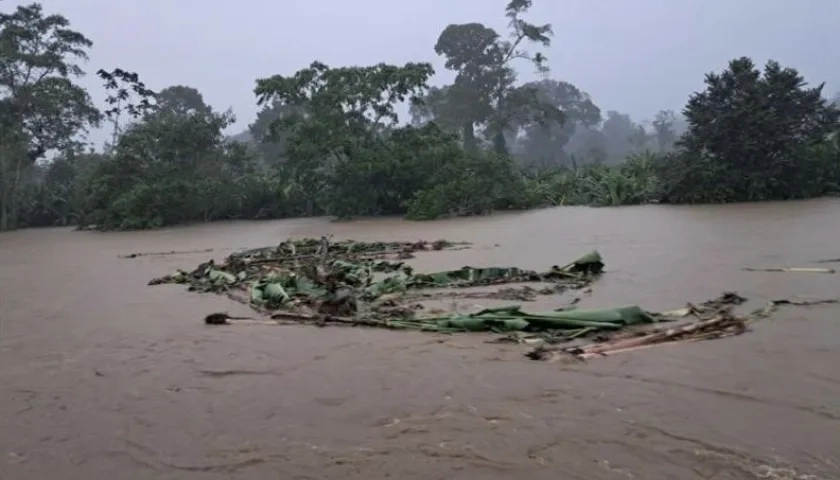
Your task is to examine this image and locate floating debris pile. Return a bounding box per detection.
[149,236,604,319]
[149,237,839,361]
[524,293,840,361]
[524,292,749,361]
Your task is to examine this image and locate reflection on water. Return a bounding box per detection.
[2,198,840,479]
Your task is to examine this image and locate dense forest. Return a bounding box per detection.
[1,2,839,231]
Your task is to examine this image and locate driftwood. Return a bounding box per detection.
[742,267,835,274]
[121,248,214,259]
[572,314,745,358]
[769,298,840,307]
[814,257,840,264]
[527,295,840,361]
[269,311,388,328]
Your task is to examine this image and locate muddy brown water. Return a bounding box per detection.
[2,199,840,479]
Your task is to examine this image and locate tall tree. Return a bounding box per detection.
[601,111,643,162]
[651,109,677,153]
[516,79,601,168]
[565,126,608,164]
[254,61,435,215]
[0,3,100,230]
[248,100,305,165]
[96,68,156,147]
[431,0,558,153]
[660,57,840,203]
[409,85,472,135]
[154,85,211,119]
[83,82,242,229]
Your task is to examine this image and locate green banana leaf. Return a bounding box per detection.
[418,304,655,333]
[208,269,236,284]
[406,266,531,288]
[362,276,407,300]
[250,274,326,305]
[436,315,530,332]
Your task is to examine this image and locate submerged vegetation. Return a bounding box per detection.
[2,2,839,231]
[148,237,837,361]
[148,237,605,318]
[147,236,656,348]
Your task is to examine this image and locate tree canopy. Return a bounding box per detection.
[429,0,559,154]
[659,57,840,203]
[2,2,839,232]
[0,3,100,229]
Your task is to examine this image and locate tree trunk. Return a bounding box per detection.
[0,204,8,231]
[492,132,508,155]
[0,171,15,231]
[0,136,27,231]
[462,123,477,152]
[0,185,17,231]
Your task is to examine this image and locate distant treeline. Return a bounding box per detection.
[1,2,838,231]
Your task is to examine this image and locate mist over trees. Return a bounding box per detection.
[1,1,838,231]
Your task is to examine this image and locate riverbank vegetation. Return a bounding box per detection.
[2,2,839,231]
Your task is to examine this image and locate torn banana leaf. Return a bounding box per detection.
[418,304,656,333]
[250,274,327,305]
[406,266,535,288]
[208,269,237,284]
[362,276,408,300]
[437,315,530,332]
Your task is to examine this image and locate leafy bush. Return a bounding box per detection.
[656,58,840,203]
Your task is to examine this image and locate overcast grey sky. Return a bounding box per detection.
[8,0,840,144]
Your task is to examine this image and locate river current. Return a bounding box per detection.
[2,199,839,479]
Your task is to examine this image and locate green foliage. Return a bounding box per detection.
[0,3,100,229]
[406,151,531,220]
[429,0,559,154]
[516,79,601,168]
[252,61,436,216]
[96,68,156,146]
[80,81,260,229]
[19,149,104,227]
[658,58,840,203]
[247,100,300,165]
[527,152,660,207]
[326,124,466,218]
[4,4,840,232]
[651,110,677,153]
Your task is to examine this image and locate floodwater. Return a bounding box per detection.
[2,199,840,480]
